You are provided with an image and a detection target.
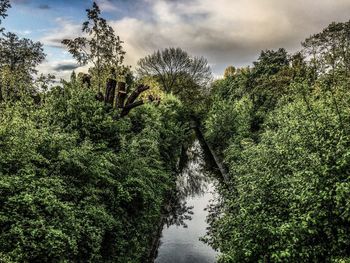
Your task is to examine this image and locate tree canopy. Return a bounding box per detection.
[62,2,125,92]
[137,47,212,100]
[203,20,350,263]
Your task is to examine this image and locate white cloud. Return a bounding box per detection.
[38,0,350,78]
[96,0,120,12]
[111,0,350,75]
[37,59,87,80]
[40,18,81,48]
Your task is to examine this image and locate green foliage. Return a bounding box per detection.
[204,22,350,262]
[0,82,186,262]
[62,2,126,92]
[0,32,46,102]
[303,20,350,76]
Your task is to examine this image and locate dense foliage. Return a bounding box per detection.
[204,21,350,262]
[0,82,186,262]
[2,0,350,262]
[0,2,188,262]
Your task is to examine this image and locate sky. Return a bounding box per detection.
[3,0,350,79]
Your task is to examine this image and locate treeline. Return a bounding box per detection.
[203,21,350,262]
[0,1,193,262]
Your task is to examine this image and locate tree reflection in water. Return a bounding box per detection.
[164,141,212,228]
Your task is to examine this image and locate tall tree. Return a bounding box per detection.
[137,47,212,99]
[62,2,125,92]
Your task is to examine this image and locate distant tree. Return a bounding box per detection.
[0,0,10,32]
[253,48,289,77]
[0,32,45,73]
[0,32,45,101]
[137,47,212,99]
[224,65,236,78]
[62,2,125,92]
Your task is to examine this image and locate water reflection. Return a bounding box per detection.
[165,141,210,228]
[155,141,218,263]
[176,142,210,198]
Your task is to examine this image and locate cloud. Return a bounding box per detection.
[110,0,350,75]
[38,0,350,78]
[95,0,120,12]
[53,63,80,72]
[40,18,81,48]
[38,4,50,10]
[37,59,86,80]
[14,29,32,36]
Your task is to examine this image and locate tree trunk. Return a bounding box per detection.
[82,74,91,89]
[124,84,149,106]
[116,82,127,108]
[104,78,117,106]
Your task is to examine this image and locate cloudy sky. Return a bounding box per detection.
[3,0,350,79]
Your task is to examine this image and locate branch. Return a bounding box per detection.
[124,84,150,106]
[120,100,144,117]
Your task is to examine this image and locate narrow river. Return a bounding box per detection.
[155,141,218,263]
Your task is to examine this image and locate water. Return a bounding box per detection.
[155,141,218,263]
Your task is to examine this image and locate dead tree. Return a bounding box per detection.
[120,84,150,117]
[116,82,127,108]
[77,73,158,117]
[104,78,117,105]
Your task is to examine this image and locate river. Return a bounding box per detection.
[154,141,219,263]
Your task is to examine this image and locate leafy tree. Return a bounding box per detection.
[0,32,45,73]
[62,2,125,92]
[204,21,350,263]
[252,48,289,77]
[137,47,212,106]
[0,32,45,101]
[223,65,236,78]
[0,80,187,262]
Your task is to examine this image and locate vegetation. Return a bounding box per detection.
[137,47,212,111]
[1,0,350,262]
[0,2,188,262]
[62,2,126,92]
[203,20,350,262]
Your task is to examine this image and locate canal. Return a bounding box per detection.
[155,141,219,263]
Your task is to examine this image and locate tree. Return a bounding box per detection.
[253,48,289,77]
[303,20,350,78]
[0,32,45,73]
[224,65,236,78]
[204,22,350,263]
[137,47,212,100]
[0,32,45,101]
[62,2,125,92]
[0,0,10,32]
